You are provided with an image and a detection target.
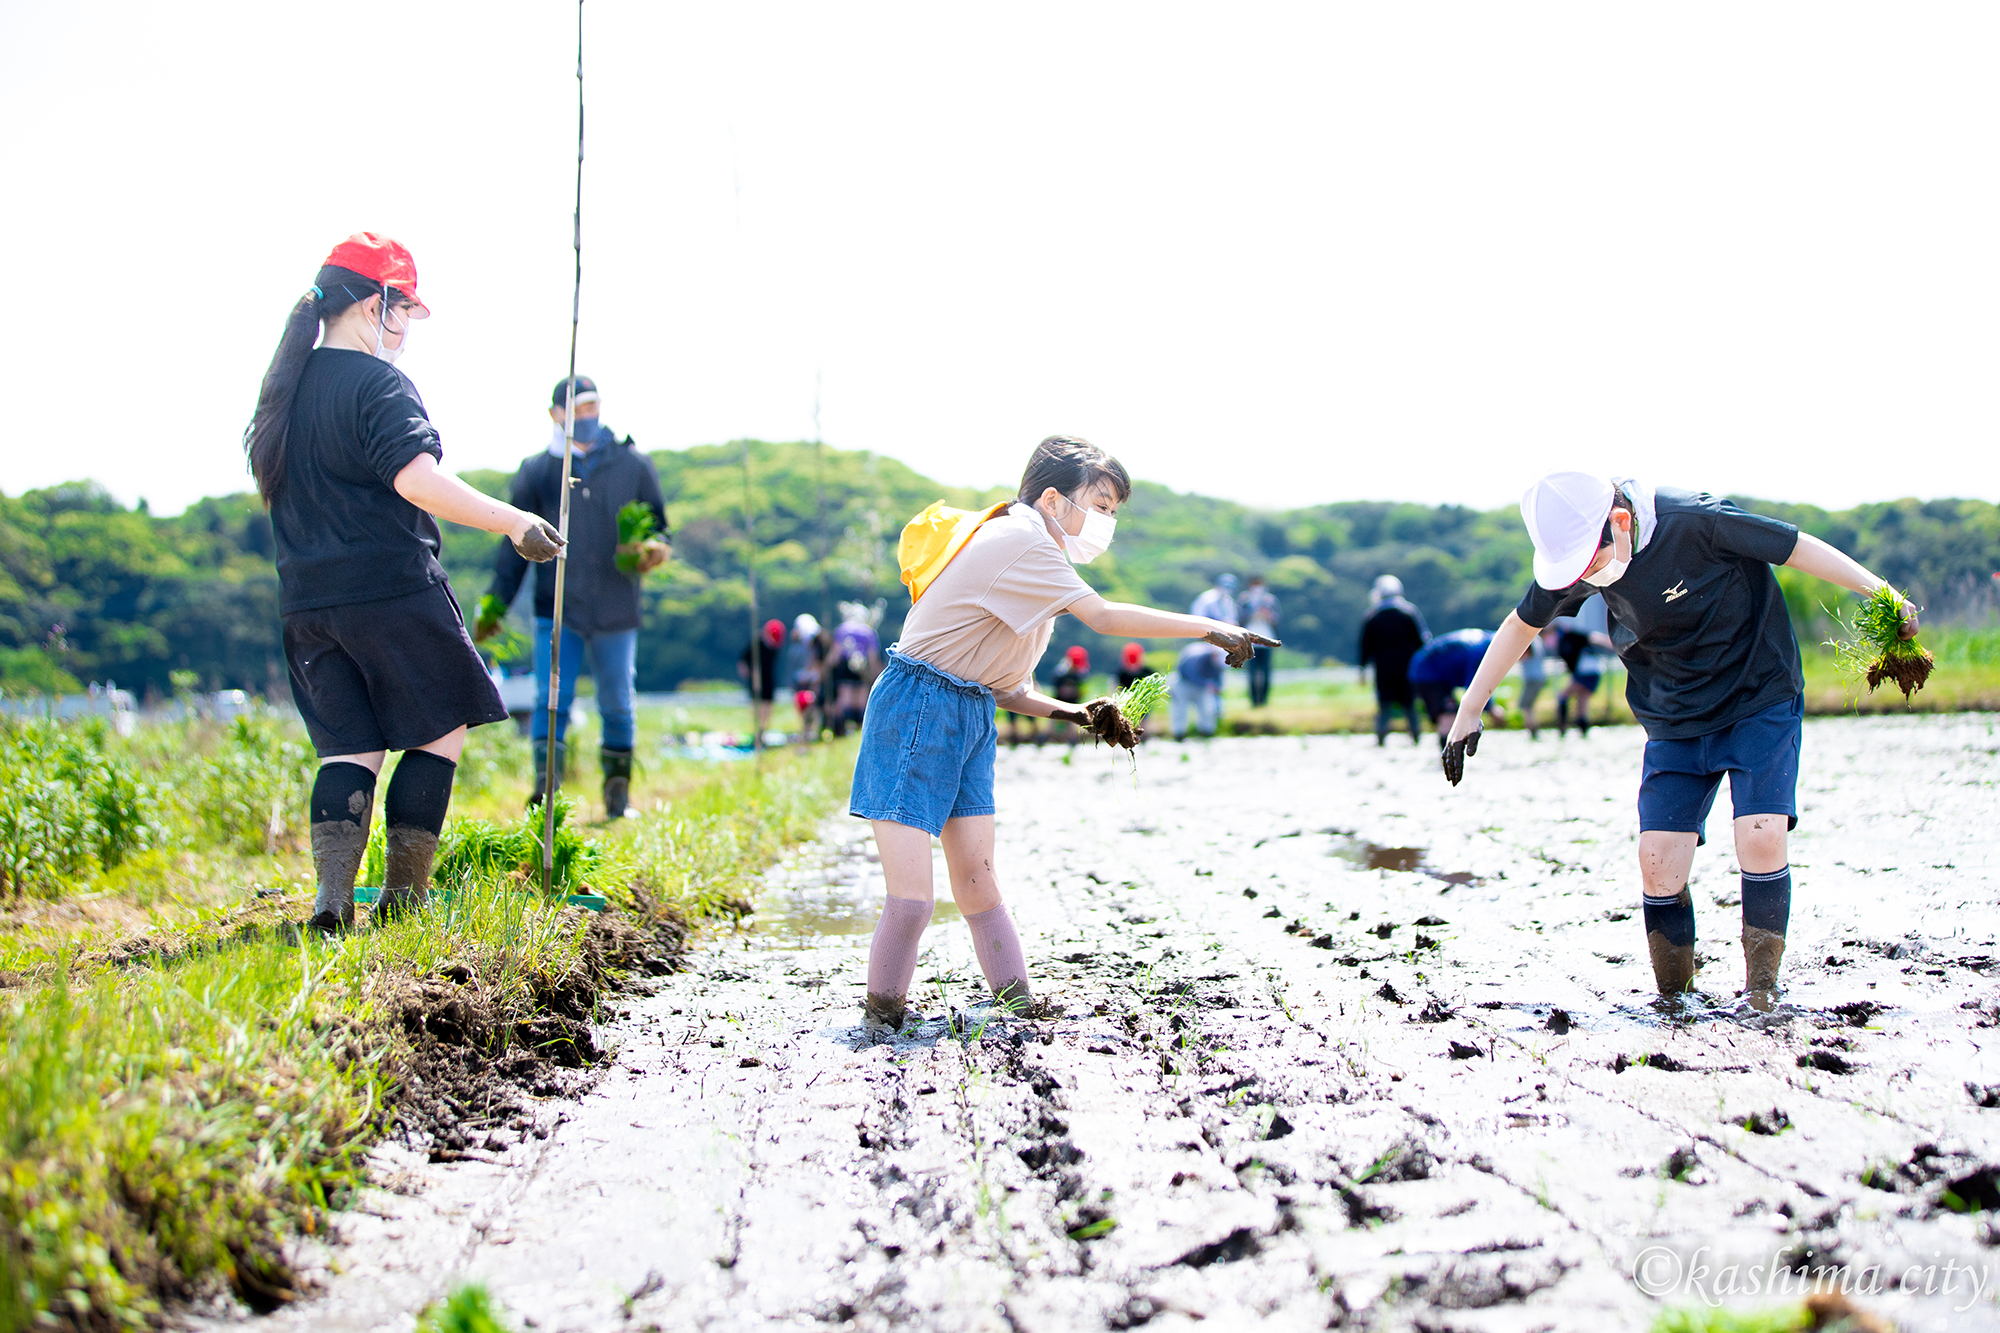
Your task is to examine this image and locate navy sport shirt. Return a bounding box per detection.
[1516,487,1801,740]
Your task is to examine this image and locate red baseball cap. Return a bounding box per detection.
[322,232,431,317]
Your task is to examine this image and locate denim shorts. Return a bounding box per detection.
[1638,693,1803,845]
[848,648,998,836]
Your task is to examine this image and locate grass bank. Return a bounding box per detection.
[0,709,851,1329]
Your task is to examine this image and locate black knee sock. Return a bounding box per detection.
[1642,888,1696,948]
[1741,867,1791,936]
[310,762,377,922]
[383,751,455,896]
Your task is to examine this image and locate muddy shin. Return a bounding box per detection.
[865,896,933,1029]
[1741,865,1791,1007]
[309,761,376,932]
[378,751,456,919]
[1641,886,1697,997]
[542,0,586,890]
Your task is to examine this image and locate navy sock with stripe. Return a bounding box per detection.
[1641,888,1696,947]
[1741,866,1791,936]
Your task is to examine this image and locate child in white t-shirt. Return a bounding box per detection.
[851,436,1277,1030]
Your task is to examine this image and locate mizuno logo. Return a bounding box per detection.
[1662,581,1690,603]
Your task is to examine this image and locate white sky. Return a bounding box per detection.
[2,2,1994,516]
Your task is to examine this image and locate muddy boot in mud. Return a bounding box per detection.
[307,761,377,936]
[1740,866,1791,1011]
[1641,887,1697,999]
[375,751,455,923]
[601,748,633,820]
[528,739,565,809]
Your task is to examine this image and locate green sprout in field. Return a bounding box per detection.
[1825,585,1932,701]
[615,501,659,574]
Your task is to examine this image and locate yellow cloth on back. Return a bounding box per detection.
[898,500,1013,603]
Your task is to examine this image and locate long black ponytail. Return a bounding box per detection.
[242,264,405,506]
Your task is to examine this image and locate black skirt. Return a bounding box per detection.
[283,582,508,755]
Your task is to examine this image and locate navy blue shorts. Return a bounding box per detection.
[1638,693,1803,845]
[848,649,998,837]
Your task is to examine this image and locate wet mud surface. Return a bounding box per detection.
[210,715,2000,1331]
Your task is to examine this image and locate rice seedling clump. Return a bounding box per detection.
[614,501,659,573]
[1827,585,1934,700]
[1083,673,1169,751]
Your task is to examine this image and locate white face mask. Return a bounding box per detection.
[1055,493,1117,564]
[371,298,406,365]
[1581,557,1628,587]
[1580,514,1633,586]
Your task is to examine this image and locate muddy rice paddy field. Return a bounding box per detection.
[220,714,2000,1332]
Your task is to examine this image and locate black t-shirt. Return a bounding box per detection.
[272,349,446,614]
[1515,487,1801,740]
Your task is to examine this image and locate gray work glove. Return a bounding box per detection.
[513,519,566,562]
[1202,626,1281,668]
[1441,725,1482,786]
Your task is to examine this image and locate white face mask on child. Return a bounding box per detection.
[1057,493,1117,564]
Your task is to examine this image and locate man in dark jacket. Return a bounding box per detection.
[480,376,669,817]
[1358,574,1429,746]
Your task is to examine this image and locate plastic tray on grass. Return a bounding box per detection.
[354,886,607,912]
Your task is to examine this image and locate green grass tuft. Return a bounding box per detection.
[418,1283,514,1333]
[1650,1305,1811,1333]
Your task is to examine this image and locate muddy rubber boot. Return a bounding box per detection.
[601,748,633,820]
[1642,887,1697,999]
[527,739,564,808]
[374,828,437,922]
[308,819,368,936]
[1742,927,1786,1012]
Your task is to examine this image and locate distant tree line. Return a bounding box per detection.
[5,451,1997,697]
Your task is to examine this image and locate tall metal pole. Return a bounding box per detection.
[544,0,585,892]
[743,440,763,757]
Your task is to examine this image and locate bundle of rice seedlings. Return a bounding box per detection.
[470,593,527,661]
[1083,673,1170,751]
[1826,585,1933,700]
[614,501,658,573]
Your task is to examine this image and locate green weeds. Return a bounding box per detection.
[419,1283,514,1333]
[0,711,851,1327]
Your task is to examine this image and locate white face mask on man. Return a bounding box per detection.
[1055,493,1117,564]
[1580,511,1634,587]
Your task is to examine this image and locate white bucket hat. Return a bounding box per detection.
[1521,472,1615,590]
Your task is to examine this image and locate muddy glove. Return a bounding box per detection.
[512,518,566,562]
[1202,626,1281,669]
[1441,725,1482,786]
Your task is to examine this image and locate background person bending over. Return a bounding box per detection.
[243,234,565,933]
[1359,575,1429,746]
[1438,472,1918,1009]
[482,376,669,819]
[1407,628,1506,744]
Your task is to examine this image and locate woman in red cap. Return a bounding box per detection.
[243,233,566,935]
[739,618,785,735]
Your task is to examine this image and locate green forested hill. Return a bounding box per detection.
[5,450,1998,696]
